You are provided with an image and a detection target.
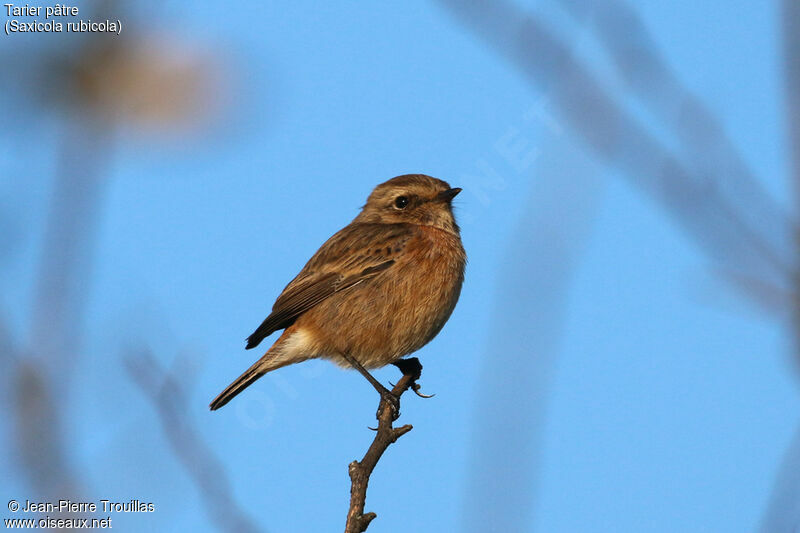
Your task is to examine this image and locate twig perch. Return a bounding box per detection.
[344,358,424,533]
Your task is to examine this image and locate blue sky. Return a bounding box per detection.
[2,1,797,532]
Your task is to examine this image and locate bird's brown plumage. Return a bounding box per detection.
[210,174,465,410]
[245,222,410,349]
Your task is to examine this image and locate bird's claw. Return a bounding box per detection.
[411,382,435,399]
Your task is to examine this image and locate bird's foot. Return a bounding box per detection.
[377,387,401,421]
[392,357,435,399]
[391,357,423,381]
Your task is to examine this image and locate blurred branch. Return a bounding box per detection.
[12,359,83,501]
[344,360,420,533]
[0,313,14,365]
[460,143,603,532]
[759,424,800,533]
[3,277,84,504]
[758,3,800,532]
[714,270,794,317]
[7,105,110,513]
[436,0,795,306]
[556,0,794,284]
[437,1,800,531]
[784,0,800,204]
[29,118,111,373]
[125,349,263,533]
[2,3,229,527]
[6,117,108,508]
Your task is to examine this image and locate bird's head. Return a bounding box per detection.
[355,174,461,234]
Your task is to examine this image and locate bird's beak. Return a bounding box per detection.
[436,187,462,203]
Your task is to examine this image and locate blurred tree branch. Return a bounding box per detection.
[30,118,111,381]
[556,0,794,288]
[761,3,800,532]
[436,0,794,310]
[344,360,421,533]
[759,425,800,533]
[126,349,263,533]
[2,2,229,527]
[7,115,109,513]
[460,142,603,531]
[12,360,83,501]
[783,0,800,204]
[435,0,800,531]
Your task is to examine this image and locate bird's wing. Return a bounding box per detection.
[244,223,414,349]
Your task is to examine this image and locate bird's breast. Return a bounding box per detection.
[300,226,465,368]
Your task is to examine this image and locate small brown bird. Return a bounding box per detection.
[209,174,466,411]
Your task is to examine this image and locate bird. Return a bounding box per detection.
[209,174,466,411]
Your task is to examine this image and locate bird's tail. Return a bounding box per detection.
[209,360,266,411]
[209,330,302,410]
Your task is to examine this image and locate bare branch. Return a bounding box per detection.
[125,349,263,533]
[344,360,421,533]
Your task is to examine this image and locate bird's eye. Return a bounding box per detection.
[394,196,409,209]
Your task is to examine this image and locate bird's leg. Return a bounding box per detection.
[339,352,400,419]
[391,357,434,398]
